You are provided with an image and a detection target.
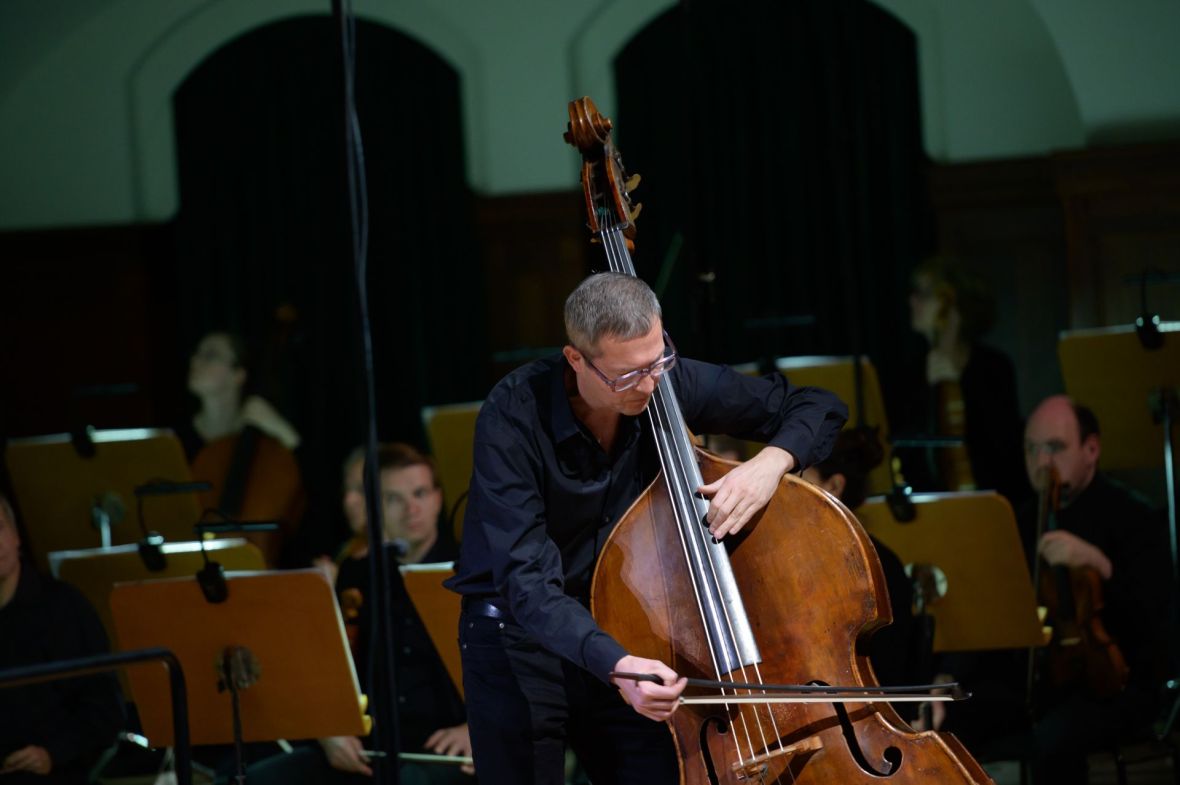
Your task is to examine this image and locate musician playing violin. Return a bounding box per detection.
[445,273,846,785]
[936,394,1170,784]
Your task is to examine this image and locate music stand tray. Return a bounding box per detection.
[859,491,1044,653]
[5,428,201,571]
[110,570,367,747]
[399,561,462,701]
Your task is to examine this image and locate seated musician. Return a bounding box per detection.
[179,330,304,566]
[0,492,123,784]
[178,331,301,459]
[801,426,919,693]
[245,443,471,785]
[931,394,1170,784]
[896,255,1029,507]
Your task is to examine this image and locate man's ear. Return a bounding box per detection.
[562,345,581,366]
[1083,434,1101,465]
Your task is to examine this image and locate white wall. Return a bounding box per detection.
[0,0,1178,230]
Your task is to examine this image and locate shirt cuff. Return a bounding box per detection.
[582,631,629,684]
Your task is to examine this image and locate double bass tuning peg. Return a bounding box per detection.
[625,173,641,193]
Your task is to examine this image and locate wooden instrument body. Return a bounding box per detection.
[190,429,305,565]
[593,448,992,784]
[1037,562,1129,699]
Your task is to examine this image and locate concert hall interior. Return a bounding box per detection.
[2,2,1179,784]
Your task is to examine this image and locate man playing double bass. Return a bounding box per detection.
[445,272,846,784]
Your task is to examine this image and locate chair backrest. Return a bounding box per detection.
[420,401,483,541]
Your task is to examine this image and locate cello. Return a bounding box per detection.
[566,97,993,784]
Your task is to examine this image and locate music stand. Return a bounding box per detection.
[421,401,482,540]
[5,428,201,571]
[859,491,1044,653]
[50,538,264,693]
[1059,322,1180,735]
[773,356,894,496]
[399,561,463,700]
[109,570,368,753]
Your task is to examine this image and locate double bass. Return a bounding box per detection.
[566,97,992,784]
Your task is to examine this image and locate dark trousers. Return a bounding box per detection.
[458,610,678,785]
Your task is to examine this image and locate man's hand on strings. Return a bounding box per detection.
[611,655,687,722]
[698,446,795,539]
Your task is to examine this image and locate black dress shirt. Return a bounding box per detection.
[445,354,847,683]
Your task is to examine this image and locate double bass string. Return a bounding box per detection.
[596,212,789,769]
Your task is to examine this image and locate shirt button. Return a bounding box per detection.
[498,622,505,630]
[403,646,411,655]
[398,695,406,704]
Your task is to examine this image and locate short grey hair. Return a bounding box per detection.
[564,273,661,356]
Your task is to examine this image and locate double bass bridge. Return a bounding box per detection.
[727,735,824,781]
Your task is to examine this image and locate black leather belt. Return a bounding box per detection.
[462,596,514,623]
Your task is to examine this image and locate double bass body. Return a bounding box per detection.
[593,449,992,784]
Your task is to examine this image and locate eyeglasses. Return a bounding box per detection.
[578,331,678,393]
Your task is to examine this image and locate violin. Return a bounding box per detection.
[566,97,992,785]
[1028,466,1128,701]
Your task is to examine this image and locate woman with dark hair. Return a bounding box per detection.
[179,331,300,459]
[178,331,304,566]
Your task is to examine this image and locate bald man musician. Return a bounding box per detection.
[936,394,1171,784]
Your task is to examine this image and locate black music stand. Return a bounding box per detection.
[1058,322,1180,736]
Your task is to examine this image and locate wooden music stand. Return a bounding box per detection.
[399,561,463,700]
[5,428,201,571]
[109,570,367,748]
[1058,323,1180,473]
[421,401,483,540]
[50,538,265,694]
[858,491,1044,653]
